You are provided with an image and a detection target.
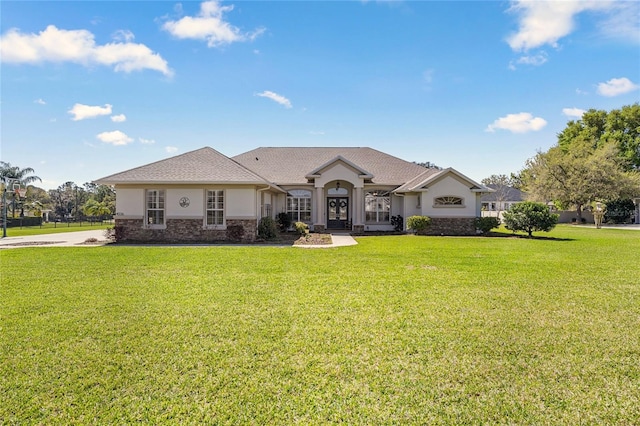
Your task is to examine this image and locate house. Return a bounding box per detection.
[481,185,525,218]
[95,147,493,242]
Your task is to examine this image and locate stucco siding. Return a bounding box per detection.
[115,188,144,217]
[226,188,256,217]
[422,176,477,217]
[167,188,205,217]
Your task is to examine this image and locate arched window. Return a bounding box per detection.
[434,196,464,206]
[365,190,390,222]
[287,190,312,222]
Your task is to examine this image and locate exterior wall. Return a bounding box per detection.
[167,188,205,217]
[421,176,478,217]
[115,188,144,217]
[226,188,256,218]
[114,218,256,243]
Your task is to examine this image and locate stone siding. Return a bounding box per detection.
[114,218,256,243]
[424,217,476,236]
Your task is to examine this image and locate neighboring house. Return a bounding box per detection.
[634,198,640,224]
[95,147,493,243]
[481,185,525,218]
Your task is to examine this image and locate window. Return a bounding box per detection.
[206,190,224,226]
[287,190,312,222]
[146,189,165,227]
[365,190,390,222]
[434,196,464,207]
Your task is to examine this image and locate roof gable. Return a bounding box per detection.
[95,147,274,185]
[305,156,374,179]
[395,168,491,193]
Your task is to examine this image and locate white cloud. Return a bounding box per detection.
[576,88,588,95]
[96,130,133,146]
[255,90,292,108]
[598,1,640,44]
[506,1,611,51]
[0,25,173,76]
[508,52,548,70]
[597,77,639,97]
[34,98,46,105]
[165,146,178,153]
[112,29,135,43]
[111,114,126,122]
[162,0,265,48]
[562,107,586,118]
[68,103,112,121]
[139,137,155,144]
[485,112,547,133]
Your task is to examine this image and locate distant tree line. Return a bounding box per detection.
[1,162,115,222]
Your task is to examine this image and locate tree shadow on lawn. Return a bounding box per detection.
[483,231,574,241]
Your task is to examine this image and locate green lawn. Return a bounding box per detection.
[1,221,112,237]
[1,226,639,424]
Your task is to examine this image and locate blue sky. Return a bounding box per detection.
[1,0,639,189]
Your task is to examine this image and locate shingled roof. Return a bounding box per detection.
[95,147,273,185]
[233,147,429,185]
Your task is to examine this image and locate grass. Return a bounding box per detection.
[1,225,639,423]
[1,221,112,237]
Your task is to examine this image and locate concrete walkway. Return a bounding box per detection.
[294,233,358,249]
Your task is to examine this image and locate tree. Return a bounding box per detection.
[502,201,559,237]
[413,161,442,170]
[481,174,516,215]
[82,199,112,219]
[49,182,88,220]
[521,138,640,220]
[84,183,115,215]
[603,199,635,224]
[0,162,42,218]
[558,104,640,170]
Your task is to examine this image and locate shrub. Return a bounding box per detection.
[475,216,500,234]
[104,225,125,243]
[276,212,291,231]
[604,199,634,224]
[390,215,404,232]
[406,215,431,234]
[502,201,559,237]
[257,217,278,240]
[294,221,309,236]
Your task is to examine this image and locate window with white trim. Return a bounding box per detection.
[206,190,224,226]
[365,190,390,222]
[287,190,312,222]
[434,196,464,206]
[146,189,165,227]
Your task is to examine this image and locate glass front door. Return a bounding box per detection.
[327,197,349,229]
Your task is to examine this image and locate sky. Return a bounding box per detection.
[1,0,639,190]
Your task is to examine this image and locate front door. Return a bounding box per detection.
[327,197,349,229]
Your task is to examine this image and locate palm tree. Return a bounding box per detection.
[1,162,42,217]
[83,199,112,220]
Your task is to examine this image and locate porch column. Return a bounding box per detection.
[354,186,363,226]
[314,185,324,229]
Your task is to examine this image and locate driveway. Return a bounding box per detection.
[0,230,108,249]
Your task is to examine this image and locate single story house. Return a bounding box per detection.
[95,147,493,242]
[481,185,525,219]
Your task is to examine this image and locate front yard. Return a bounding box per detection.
[1,226,638,423]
